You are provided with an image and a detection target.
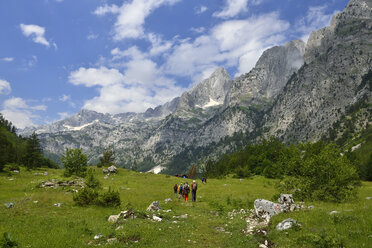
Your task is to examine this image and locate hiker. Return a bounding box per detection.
[174,184,178,198]
[191,180,198,202]
[178,183,183,199]
[183,182,190,201]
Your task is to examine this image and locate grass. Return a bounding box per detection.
[1,167,372,247]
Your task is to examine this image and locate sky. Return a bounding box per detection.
[0,0,349,129]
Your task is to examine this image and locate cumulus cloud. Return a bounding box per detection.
[195,5,208,14]
[296,5,339,41]
[59,94,70,102]
[93,0,181,40]
[190,27,206,34]
[1,97,47,128]
[0,79,11,95]
[68,51,186,114]
[20,24,53,47]
[1,57,14,62]
[213,0,249,19]
[165,12,289,79]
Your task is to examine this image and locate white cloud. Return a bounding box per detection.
[69,67,124,87]
[165,12,290,79]
[296,5,339,42]
[1,57,14,62]
[58,112,70,119]
[87,32,99,40]
[59,94,71,102]
[68,47,186,114]
[213,0,249,19]
[93,4,120,16]
[195,5,208,14]
[0,79,11,95]
[147,33,173,56]
[20,24,52,47]
[190,27,206,34]
[94,0,181,40]
[1,97,47,128]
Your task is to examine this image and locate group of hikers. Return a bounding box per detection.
[173,180,198,202]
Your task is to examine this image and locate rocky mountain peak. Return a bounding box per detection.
[177,67,232,111]
[226,39,305,106]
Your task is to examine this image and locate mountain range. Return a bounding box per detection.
[21,0,372,174]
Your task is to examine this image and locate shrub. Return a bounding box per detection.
[85,169,101,189]
[97,188,121,207]
[61,148,87,177]
[278,143,360,202]
[0,232,18,248]
[73,187,98,206]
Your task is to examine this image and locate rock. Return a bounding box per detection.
[33,201,38,204]
[102,169,109,174]
[54,203,62,207]
[107,165,117,173]
[276,218,298,230]
[4,202,14,209]
[254,199,283,220]
[116,226,123,230]
[308,205,315,209]
[164,198,172,203]
[179,214,188,219]
[329,211,340,215]
[215,227,225,232]
[365,197,372,200]
[108,214,120,223]
[278,194,294,205]
[107,238,117,243]
[13,170,20,173]
[94,234,103,240]
[153,215,162,222]
[43,172,48,176]
[8,178,14,181]
[147,201,162,211]
[163,209,172,212]
[104,176,109,179]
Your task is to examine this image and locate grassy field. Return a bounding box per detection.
[0,167,372,247]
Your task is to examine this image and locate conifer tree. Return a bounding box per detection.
[23,132,43,169]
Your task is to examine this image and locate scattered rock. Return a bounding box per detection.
[329,211,340,215]
[102,169,109,174]
[4,202,14,209]
[33,201,38,204]
[107,238,117,243]
[308,205,315,209]
[115,226,123,230]
[104,176,109,180]
[107,165,117,173]
[179,214,188,219]
[259,239,275,248]
[153,215,162,222]
[276,218,298,231]
[254,199,283,221]
[13,170,20,173]
[366,197,372,200]
[41,179,85,188]
[54,203,62,207]
[351,143,361,152]
[164,198,172,204]
[278,194,294,205]
[43,172,48,176]
[94,234,103,240]
[215,227,225,232]
[147,201,162,211]
[163,209,172,212]
[108,214,120,223]
[8,178,14,181]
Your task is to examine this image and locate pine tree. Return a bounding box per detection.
[188,165,197,179]
[98,147,115,167]
[23,132,43,169]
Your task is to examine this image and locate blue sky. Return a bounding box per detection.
[0,0,349,128]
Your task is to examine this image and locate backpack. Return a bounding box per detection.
[179,185,183,193]
[192,183,197,191]
[184,185,190,194]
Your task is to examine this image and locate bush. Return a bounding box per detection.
[85,169,101,189]
[278,143,360,202]
[97,188,121,207]
[0,232,18,248]
[73,187,98,206]
[61,148,87,177]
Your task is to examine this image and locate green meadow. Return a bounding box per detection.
[1,167,372,247]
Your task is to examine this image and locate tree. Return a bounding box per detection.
[98,147,115,167]
[0,133,15,171]
[188,165,197,179]
[61,148,88,177]
[23,132,43,169]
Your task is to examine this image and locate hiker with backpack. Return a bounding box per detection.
[183,182,190,201]
[191,180,198,202]
[174,184,178,198]
[178,183,183,199]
